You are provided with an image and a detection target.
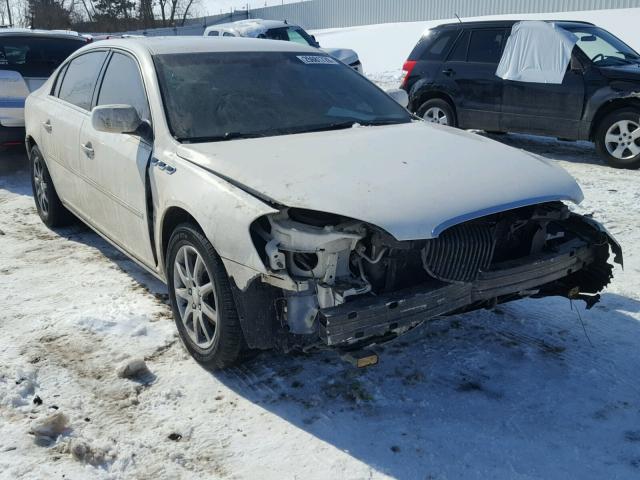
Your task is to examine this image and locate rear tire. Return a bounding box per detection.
[417,99,456,127]
[595,108,640,169]
[29,145,73,228]
[166,224,244,370]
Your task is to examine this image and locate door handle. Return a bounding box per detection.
[80,142,94,159]
[42,120,52,133]
[442,68,455,76]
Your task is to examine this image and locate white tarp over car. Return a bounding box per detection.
[496,21,578,84]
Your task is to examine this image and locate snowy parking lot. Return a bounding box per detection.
[2,131,639,479]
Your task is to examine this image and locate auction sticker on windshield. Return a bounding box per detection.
[297,55,339,65]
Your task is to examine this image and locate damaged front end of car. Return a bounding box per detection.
[240,202,622,351]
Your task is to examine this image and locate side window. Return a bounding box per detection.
[467,29,506,63]
[223,32,234,37]
[448,30,470,61]
[287,29,310,46]
[57,51,107,110]
[420,29,459,61]
[207,31,219,37]
[97,52,150,123]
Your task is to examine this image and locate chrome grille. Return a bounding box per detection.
[422,223,496,283]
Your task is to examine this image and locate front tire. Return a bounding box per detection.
[595,108,640,169]
[166,224,244,370]
[417,99,456,127]
[29,145,73,227]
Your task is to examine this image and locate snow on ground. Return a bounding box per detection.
[2,136,640,480]
[2,8,640,479]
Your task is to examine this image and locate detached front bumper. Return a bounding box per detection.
[319,232,621,346]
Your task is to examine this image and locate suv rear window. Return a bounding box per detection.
[418,29,459,61]
[467,29,506,63]
[0,36,85,77]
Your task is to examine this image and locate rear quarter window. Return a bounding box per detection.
[0,36,85,77]
[410,29,460,61]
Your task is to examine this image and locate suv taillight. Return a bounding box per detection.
[400,60,417,88]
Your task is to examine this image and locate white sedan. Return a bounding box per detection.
[25,37,621,369]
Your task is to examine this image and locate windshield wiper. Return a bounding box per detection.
[360,118,407,126]
[177,132,269,143]
[289,121,360,135]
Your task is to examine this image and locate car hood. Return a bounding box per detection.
[322,47,359,66]
[598,63,640,81]
[176,122,583,240]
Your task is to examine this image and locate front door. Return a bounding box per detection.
[77,51,155,266]
[501,54,586,138]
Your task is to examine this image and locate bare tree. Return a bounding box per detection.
[157,0,198,27]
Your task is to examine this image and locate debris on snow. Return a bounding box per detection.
[116,358,152,381]
[68,438,113,466]
[30,412,70,443]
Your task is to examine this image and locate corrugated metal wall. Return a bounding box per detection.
[250,0,640,30]
[132,0,640,36]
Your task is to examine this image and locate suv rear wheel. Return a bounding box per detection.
[166,224,244,370]
[595,108,640,169]
[417,99,456,127]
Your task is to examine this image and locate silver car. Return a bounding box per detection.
[204,19,362,72]
[0,29,87,148]
[24,37,621,370]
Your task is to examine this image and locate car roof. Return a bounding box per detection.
[81,36,318,56]
[205,19,296,36]
[0,28,87,40]
[434,19,595,30]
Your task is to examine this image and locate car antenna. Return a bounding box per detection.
[455,13,463,24]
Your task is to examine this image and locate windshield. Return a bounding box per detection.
[154,51,411,143]
[262,27,317,47]
[0,36,85,77]
[564,26,640,66]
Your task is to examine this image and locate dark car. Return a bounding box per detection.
[0,29,88,149]
[401,20,640,169]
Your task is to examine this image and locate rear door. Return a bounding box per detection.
[438,28,507,130]
[77,50,155,266]
[44,50,108,210]
[0,35,85,128]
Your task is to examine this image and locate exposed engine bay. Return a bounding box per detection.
[246,202,622,350]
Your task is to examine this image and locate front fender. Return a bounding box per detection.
[152,153,278,289]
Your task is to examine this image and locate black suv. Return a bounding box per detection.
[401,20,640,169]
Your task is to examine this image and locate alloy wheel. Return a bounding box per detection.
[605,119,640,160]
[423,106,449,125]
[173,245,219,349]
[32,154,49,215]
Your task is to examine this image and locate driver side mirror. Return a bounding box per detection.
[91,105,143,135]
[386,89,409,108]
[311,34,320,48]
